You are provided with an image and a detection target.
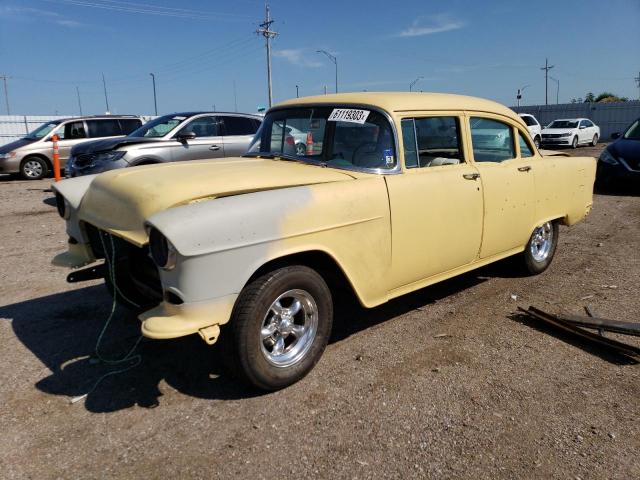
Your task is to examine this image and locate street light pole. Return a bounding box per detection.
[0,75,11,115]
[101,72,110,113]
[149,73,157,115]
[517,84,530,107]
[76,86,83,115]
[317,50,337,93]
[409,75,424,92]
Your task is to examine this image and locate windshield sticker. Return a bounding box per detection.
[328,108,370,124]
[383,148,394,167]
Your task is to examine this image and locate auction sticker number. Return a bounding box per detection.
[328,108,370,124]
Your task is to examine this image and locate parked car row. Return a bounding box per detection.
[52,92,597,390]
[0,112,263,180]
[518,113,600,149]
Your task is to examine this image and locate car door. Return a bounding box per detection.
[52,120,89,163]
[173,115,225,161]
[469,115,535,259]
[220,115,260,156]
[385,114,483,289]
[578,120,588,144]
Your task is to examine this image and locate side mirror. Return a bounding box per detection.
[176,131,196,141]
[611,132,621,139]
[579,125,586,129]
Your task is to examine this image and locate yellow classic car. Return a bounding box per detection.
[52,92,596,390]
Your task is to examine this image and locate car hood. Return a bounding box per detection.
[0,137,37,154]
[608,138,640,161]
[542,128,574,134]
[74,157,357,246]
[71,136,163,155]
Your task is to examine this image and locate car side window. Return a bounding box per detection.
[584,120,593,127]
[61,121,87,140]
[518,132,534,158]
[223,116,259,136]
[86,119,121,138]
[119,119,142,135]
[470,117,514,163]
[180,116,219,138]
[403,116,463,168]
[401,119,419,168]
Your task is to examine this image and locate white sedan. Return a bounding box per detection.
[541,118,600,148]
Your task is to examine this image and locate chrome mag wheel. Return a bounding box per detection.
[260,289,318,367]
[530,222,553,262]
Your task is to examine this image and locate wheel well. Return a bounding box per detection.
[21,154,52,171]
[134,159,159,166]
[249,250,358,302]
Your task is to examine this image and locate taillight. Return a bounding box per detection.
[286,136,294,145]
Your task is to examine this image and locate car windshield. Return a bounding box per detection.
[24,121,61,140]
[246,106,396,170]
[128,114,187,138]
[623,119,640,140]
[548,120,578,129]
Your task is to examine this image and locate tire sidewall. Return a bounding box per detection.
[592,134,598,146]
[232,266,333,390]
[21,156,49,180]
[524,222,559,274]
[571,136,578,149]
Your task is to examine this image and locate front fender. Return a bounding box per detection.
[146,177,392,307]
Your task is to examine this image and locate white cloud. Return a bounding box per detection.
[397,14,465,37]
[0,5,85,28]
[273,49,323,68]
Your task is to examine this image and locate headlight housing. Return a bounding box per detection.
[598,149,619,165]
[0,151,16,159]
[55,191,70,219]
[559,132,572,137]
[149,227,177,270]
[94,150,127,163]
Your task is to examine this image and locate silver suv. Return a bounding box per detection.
[66,112,262,177]
[0,116,143,179]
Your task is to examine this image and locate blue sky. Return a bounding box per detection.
[0,0,638,115]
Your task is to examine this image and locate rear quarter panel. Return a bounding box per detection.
[532,154,596,227]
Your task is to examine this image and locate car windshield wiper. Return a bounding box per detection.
[244,152,328,167]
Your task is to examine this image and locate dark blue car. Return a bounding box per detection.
[596,118,640,189]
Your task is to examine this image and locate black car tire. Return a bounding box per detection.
[571,136,578,149]
[534,136,541,149]
[20,156,49,180]
[223,265,333,391]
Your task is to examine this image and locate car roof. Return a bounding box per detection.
[275,92,518,118]
[551,118,585,121]
[57,115,141,122]
[165,111,263,119]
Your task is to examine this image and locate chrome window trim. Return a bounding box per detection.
[264,103,403,175]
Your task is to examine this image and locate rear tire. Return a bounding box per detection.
[534,136,541,149]
[223,266,333,391]
[20,156,49,180]
[522,221,559,275]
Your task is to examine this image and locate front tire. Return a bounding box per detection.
[224,266,333,391]
[20,157,49,180]
[571,136,578,149]
[522,221,559,275]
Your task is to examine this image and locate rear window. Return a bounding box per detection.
[119,119,142,135]
[223,116,259,136]
[87,119,121,138]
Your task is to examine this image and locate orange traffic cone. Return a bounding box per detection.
[306,131,313,155]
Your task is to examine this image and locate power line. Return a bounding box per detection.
[256,3,278,107]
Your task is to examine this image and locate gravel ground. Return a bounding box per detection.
[1,144,639,479]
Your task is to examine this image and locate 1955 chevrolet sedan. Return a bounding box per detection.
[52,93,596,390]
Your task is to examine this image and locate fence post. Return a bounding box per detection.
[52,134,61,182]
[23,115,28,134]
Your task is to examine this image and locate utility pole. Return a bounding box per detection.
[323,85,327,95]
[0,75,10,115]
[409,75,423,92]
[317,50,338,93]
[76,86,83,115]
[540,58,554,105]
[516,84,530,107]
[549,76,559,104]
[233,80,238,112]
[257,4,278,108]
[296,85,299,98]
[635,71,640,100]
[149,73,158,115]
[101,72,111,113]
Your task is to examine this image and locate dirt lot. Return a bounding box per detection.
[1,144,639,479]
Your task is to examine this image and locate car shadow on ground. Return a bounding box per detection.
[507,312,638,366]
[2,262,527,412]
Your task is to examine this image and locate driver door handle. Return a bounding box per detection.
[518,166,532,172]
[209,145,221,151]
[463,173,480,180]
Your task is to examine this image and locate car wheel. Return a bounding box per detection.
[534,136,541,149]
[295,143,306,156]
[20,157,49,180]
[571,136,578,149]
[224,265,333,391]
[591,134,598,146]
[522,221,559,275]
